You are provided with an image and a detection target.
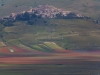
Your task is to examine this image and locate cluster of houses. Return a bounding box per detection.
[1,5,89,21]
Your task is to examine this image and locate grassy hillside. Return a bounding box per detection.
[0,0,100,19]
[0,0,100,51]
[0,18,99,51]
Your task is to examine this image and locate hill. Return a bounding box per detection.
[0,4,100,51]
[1,5,89,21]
[0,17,100,51]
[0,0,100,20]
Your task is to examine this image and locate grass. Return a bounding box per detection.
[1,18,100,51]
[30,45,44,51]
[44,42,63,49]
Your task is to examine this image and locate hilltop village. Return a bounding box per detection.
[1,5,89,21]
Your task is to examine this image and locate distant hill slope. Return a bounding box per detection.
[0,18,100,51]
[0,1,100,51]
[0,0,100,20]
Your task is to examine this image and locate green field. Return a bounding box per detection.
[0,18,99,51]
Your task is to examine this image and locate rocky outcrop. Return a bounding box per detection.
[1,5,90,21]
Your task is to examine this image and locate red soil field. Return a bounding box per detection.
[0,46,100,65]
[0,47,11,53]
[0,46,28,53]
[11,46,29,53]
[0,52,100,65]
[0,57,85,64]
[0,44,74,54]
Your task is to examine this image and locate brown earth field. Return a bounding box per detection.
[0,46,100,65]
[0,46,100,75]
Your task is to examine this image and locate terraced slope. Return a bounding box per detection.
[0,18,99,51]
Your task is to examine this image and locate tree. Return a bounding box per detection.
[27,19,37,25]
[16,12,30,21]
[66,13,77,19]
[3,20,14,26]
[22,12,30,20]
